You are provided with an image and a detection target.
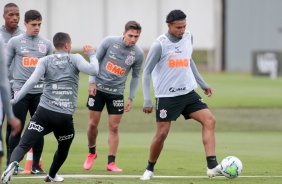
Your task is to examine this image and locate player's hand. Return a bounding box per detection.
[8,117,21,136]
[124,99,133,112]
[204,86,213,97]
[88,83,97,96]
[143,107,153,114]
[83,45,94,54]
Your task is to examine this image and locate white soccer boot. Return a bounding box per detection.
[44,174,64,182]
[207,164,223,178]
[1,161,19,184]
[140,169,154,180]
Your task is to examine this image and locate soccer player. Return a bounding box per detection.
[6,9,52,174]
[83,21,144,172]
[0,35,21,180]
[140,10,222,180]
[0,3,24,168]
[1,32,99,183]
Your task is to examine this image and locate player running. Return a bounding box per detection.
[1,32,99,183]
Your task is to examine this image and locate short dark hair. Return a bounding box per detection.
[25,10,42,23]
[166,10,186,23]
[53,32,71,49]
[4,3,18,13]
[124,21,142,33]
[4,3,18,9]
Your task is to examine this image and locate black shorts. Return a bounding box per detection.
[155,90,208,122]
[21,106,75,146]
[86,90,124,114]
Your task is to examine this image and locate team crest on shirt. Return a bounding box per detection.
[159,109,167,119]
[125,55,135,65]
[88,98,95,107]
[38,44,47,53]
[20,39,27,44]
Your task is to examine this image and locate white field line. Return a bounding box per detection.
[13,174,282,179]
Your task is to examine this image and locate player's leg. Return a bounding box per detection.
[0,121,4,161]
[141,96,182,180]
[5,123,11,167]
[105,93,124,172]
[84,90,105,170]
[2,107,48,183]
[185,91,221,178]
[7,95,29,165]
[0,118,3,177]
[46,111,74,182]
[5,88,13,168]
[140,121,171,180]
[29,93,45,174]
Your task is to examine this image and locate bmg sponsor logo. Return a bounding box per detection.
[58,134,74,141]
[28,121,44,132]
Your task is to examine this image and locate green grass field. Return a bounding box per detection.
[4,72,282,183]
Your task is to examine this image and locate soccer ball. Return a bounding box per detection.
[221,156,243,179]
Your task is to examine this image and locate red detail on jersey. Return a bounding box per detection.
[22,57,39,67]
[168,58,189,68]
[106,61,126,76]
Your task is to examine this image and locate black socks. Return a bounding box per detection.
[108,155,116,164]
[206,156,218,169]
[89,145,96,154]
[146,161,156,172]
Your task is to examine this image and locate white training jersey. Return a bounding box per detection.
[152,31,197,97]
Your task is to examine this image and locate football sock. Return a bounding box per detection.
[108,155,116,164]
[206,156,218,169]
[146,161,156,172]
[89,145,96,154]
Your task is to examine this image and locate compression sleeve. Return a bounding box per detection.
[74,53,99,76]
[142,41,162,107]
[0,37,14,120]
[12,58,45,104]
[190,59,209,89]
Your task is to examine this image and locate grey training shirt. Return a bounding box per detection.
[6,33,52,93]
[89,36,144,100]
[0,26,25,82]
[142,32,209,107]
[12,51,99,115]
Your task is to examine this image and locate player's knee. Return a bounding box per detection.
[109,124,119,134]
[88,120,98,130]
[156,130,169,141]
[205,115,216,128]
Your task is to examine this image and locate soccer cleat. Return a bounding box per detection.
[1,161,19,184]
[83,153,98,170]
[207,164,223,178]
[106,162,122,172]
[31,167,46,174]
[140,169,154,180]
[44,174,64,182]
[13,167,18,175]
